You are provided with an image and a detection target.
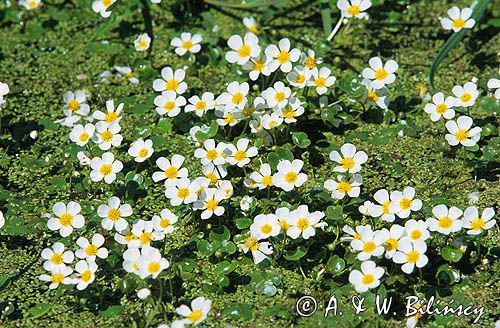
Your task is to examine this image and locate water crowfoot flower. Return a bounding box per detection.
[128,138,154,162]
[20,0,42,9]
[154,91,186,117]
[165,178,200,206]
[171,33,202,56]
[98,196,132,231]
[348,260,383,293]
[175,297,211,325]
[286,205,327,239]
[426,205,463,235]
[279,97,304,123]
[153,155,188,185]
[451,82,478,107]
[114,66,140,84]
[92,0,116,18]
[378,225,405,259]
[324,174,363,199]
[362,56,398,89]
[309,67,336,95]
[274,159,307,191]
[185,92,215,117]
[69,123,95,146]
[134,33,151,51]
[152,209,178,237]
[153,67,188,94]
[225,138,258,167]
[75,233,108,260]
[225,32,260,65]
[286,66,311,89]
[238,235,273,264]
[329,143,368,173]
[440,6,475,32]
[389,187,422,218]
[47,201,85,237]
[137,246,170,279]
[370,189,397,222]
[243,16,260,34]
[217,81,249,110]
[92,99,123,125]
[194,139,229,165]
[90,152,123,183]
[445,116,482,147]
[93,121,122,150]
[262,81,291,109]
[487,77,500,99]
[265,38,301,73]
[250,213,280,239]
[193,188,226,219]
[424,92,456,121]
[41,242,74,271]
[63,90,90,118]
[249,163,274,190]
[350,227,385,260]
[404,220,430,243]
[392,240,428,274]
[462,206,496,235]
[39,266,73,289]
[74,260,98,290]
[337,0,372,19]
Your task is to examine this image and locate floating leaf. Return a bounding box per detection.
[441,247,463,262]
[292,132,311,148]
[28,303,51,319]
[99,305,125,318]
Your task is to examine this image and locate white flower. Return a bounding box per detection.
[240,195,255,212]
[20,0,42,10]
[215,106,243,127]
[153,155,188,185]
[250,214,280,239]
[176,297,211,325]
[194,139,228,165]
[329,143,368,173]
[337,0,372,19]
[41,242,74,272]
[238,235,273,264]
[243,16,259,34]
[445,116,482,147]
[153,209,178,236]
[362,79,389,109]
[362,56,398,89]
[76,234,108,260]
[77,151,91,166]
[370,189,397,222]
[287,205,327,239]
[404,220,430,243]
[487,77,500,99]
[424,92,456,121]
[301,49,323,71]
[129,220,158,248]
[92,99,123,126]
[185,92,215,117]
[378,225,405,259]
[440,6,475,32]
[69,123,95,146]
[262,81,291,109]
[341,224,371,242]
[202,163,227,185]
[451,82,479,107]
[39,266,73,289]
[93,121,123,150]
[217,180,233,199]
[128,138,154,162]
[74,260,98,290]
[137,288,151,300]
[171,32,202,56]
[309,67,336,95]
[324,174,363,199]
[426,205,463,235]
[225,32,260,65]
[265,38,301,73]
[165,178,199,206]
[134,33,151,51]
[350,227,385,260]
[348,260,383,293]
[217,81,249,110]
[462,206,496,235]
[153,67,188,94]
[274,159,308,191]
[90,152,123,183]
[393,240,428,274]
[92,0,116,18]
[278,97,304,123]
[63,90,90,117]
[193,188,226,219]
[137,246,170,279]
[98,196,132,231]
[358,201,375,216]
[47,201,85,237]
[242,56,272,81]
[249,163,274,190]
[154,91,186,117]
[389,187,422,218]
[122,247,140,274]
[261,112,283,130]
[286,66,311,88]
[114,66,140,84]
[225,138,258,167]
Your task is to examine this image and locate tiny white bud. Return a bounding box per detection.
[137,288,151,300]
[29,130,38,139]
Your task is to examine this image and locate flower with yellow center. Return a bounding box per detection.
[348,260,384,293]
[445,116,482,147]
[265,38,300,72]
[171,32,202,56]
[393,240,428,274]
[462,206,496,235]
[440,6,475,33]
[362,56,398,89]
[426,204,463,235]
[225,32,261,65]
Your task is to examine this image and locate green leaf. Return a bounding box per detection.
[429,0,490,90]
[223,303,254,320]
[99,305,125,318]
[195,120,218,142]
[441,247,463,262]
[235,217,252,229]
[292,132,311,148]
[209,225,231,242]
[197,240,215,256]
[38,118,60,131]
[284,246,307,261]
[28,303,51,319]
[0,275,11,293]
[326,255,345,276]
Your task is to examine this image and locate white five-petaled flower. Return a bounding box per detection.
[153,155,188,185]
[41,242,74,272]
[47,201,85,237]
[136,246,170,279]
[185,92,215,117]
[114,66,140,84]
[176,297,212,326]
[69,123,95,146]
[286,205,327,240]
[301,49,322,71]
[337,0,372,19]
[451,82,478,107]
[238,235,273,264]
[341,224,371,242]
[202,163,227,185]
[193,188,226,219]
[92,0,116,18]
[250,213,280,239]
[225,138,258,167]
[153,67,188,94]
[242,56,272,81]
[194,139,228,165]
[324,174,363,199]
[93,121,123,150]
[225,32,260,65]
[350,227,385,260]
[243,16,260,34]
[129,220,158,248]
[0,82,9,106]
[265,38,301,73]
[90,152,123,183]
[440,6,475,32]
[63,90,90,117]
[274,159,308,191]
[128,138,154,162]
[362,56,398,89]
[98,196,132,231]
[404,219,430,243]
[362,79,390,109]
[134,33,151,51]
[390,187,422,218]
[153,209,178,236]
[165,178,200,206]
[39,266,73,289]
[76,233,108,261]
[329,143,368,173]
[171,32,202,56]
[445,116,482,147]
[378,225,405,259]
[93,99,123,126]
[21,0,42,10]
[286,65,311,89]
[309,67,336,95]
[462,206,496,235]
[426,205,463,235]
[392,240,428,274]
[370,189,397,222]
[218,81,249,110]
[359,200,376,216]
[262,81,291,109]
[249,163,274,190]
[348,260,383,293]
[154,91,186,117]
[279,97,305,123]
[424,92,456,121]
[261,112,283,130]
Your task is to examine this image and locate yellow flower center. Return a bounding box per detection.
[253,60,265,71]
[160,218,171,229]
[164,101,176,111]
[104,112,118,123]
[455,129,470,141]
[460,92,472,103]
[102,0,112,7]
[382,201,391,214]
[340,157,355,170]
[374,68,388,81]
[51,253,63,265]
[367,90,379,102]
[295,74,306,84]
[138,148,149,158]
[435,103,448,114]
[438,216,453,229]
[234,150,247,162]
[177,188,190,199]
[237,45,251,58]
[68,99,80,111]
[81,270,92,282]
[140,232,152,245]
[384,238,399,251]
[276,51,290,64]
[188,310,204,323]
[337,181,352,193]
[406,250,420,263]
[206,149,219,161]
[262,176,273,186]
[232,92,244,105]
[304,57,316,69]
[166,79,179,91]
[297,217,309,231]
[79,132,90,143]
[284,171,298,184]
[125,232,138,242]
[452,18,466,29]
[59,213,73,227]
[205,199,218,211]
[99,164,112,176]
[353,233,361,240]
[248,25,259,34]
[165,166,179,179]
[182,40,193,50]
[361,273,374,285]
[268,120,278,128]
[148,262,160,273]
[138,40,149,49]
[347,5,361,16]
[244,237,260,252]
[28,1,38,9]
[260,224,272,235]
[85,244,98,257]
[224,113,236,124]
[108,208,121,221]
[314,77,326,88]
[410,230,422,240]
[195,101,207,111]
[51,273,64,284]
[278,219,290,231]
[275,91,286,102]
[470,217,485,231]
[101,130,113,142]
[399,198,412,210]
[205,172,218,184]
[282,107,296,120]
[363,241,376,253]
